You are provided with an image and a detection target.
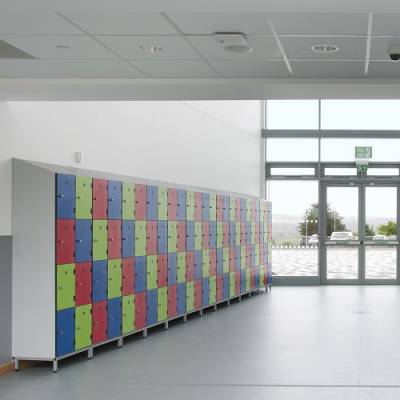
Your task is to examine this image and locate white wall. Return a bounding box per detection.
[0,100,262,235]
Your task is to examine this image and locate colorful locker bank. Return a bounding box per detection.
[12,159,272,371]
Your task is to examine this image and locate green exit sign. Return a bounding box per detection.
[355,146,372,159]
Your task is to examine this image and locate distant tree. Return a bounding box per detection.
[365,224,375,237]
[377,221,397,236]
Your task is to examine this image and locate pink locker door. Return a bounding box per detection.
[168,284,177,318]
[229,248,235,272]
[146,221,158,255]
[135,184,147,220]
[202,222,209,250]
[216,195,223,221]
[256,223,260,244]
[194,192,202,221]
[167,188,177,220]
[75,262,92,306]
[216,276,223,302]
[135,292,146,330]
[235,271,241,295]
[186,251,194,281]
[177,221,186,252]
[235,198,241,221]
[209,248,217,276]
[56,219,75,265]
[108,220,122,259]
[158,254,168,287]
[223,222,229,247]
[122,258,134,296]
[93,179,108,219]
[194,280,202,310]
[92,300,107,344]
[250,268,255,289]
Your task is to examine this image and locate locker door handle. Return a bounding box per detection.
[76,239,83,243]
[57,194,65,198]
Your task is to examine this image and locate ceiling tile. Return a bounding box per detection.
[186,35,282,60]
[97,35,200,59]
[166,12,271,35]
[292,60,364,78]
[64,13,177,35]
[370,36,400,61]
[0,35,116,59]
[281,36,366,60]
[367,61,400,78]
[372,13,400,36]
[131,60,217,78]
[209,60,290,78]
[0,60,72,78]
[270,13,368,35]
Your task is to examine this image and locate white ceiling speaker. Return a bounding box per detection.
[311,44,339,53]
[213,33,254,54]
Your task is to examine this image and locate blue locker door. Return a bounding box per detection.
[147,185,158,220]
[158,221,168,254]
[223,273,229,300]
[223,196,229,221]
[122,220,134,258]
[56,174,76,219]
[241,270,246,293]
[107,298,122,339]
[246,223,251,244]
[186,221,194,251]
[209,222,217,249]
[56,308,75,357]
[177,283,186,315]
[201,193,210,221]
[146,289,158,326]
[168,253,177,285]
[75,219,92,262]
[229,222,235,247]
[135,256,146,293]
[216,248,223,275]
[108,181,122,219]
[202,278,209,307]
[92,260,107,302]
[194,250,202,280]
[177,190,186,221]
[240,199,246,222]
[255,269,260,288]
[235,246,241,271]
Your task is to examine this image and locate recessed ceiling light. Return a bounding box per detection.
[140,45,162,53]
[311,44,339,53]
[56,44,71,50]
[225,44,254,54]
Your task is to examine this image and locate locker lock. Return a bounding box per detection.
[57,194,65,198]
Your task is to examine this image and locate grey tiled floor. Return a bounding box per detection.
[2,286,400,399]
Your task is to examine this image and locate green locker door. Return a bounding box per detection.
[57,263,75,310]
[216,222,223,248]
[209,276,216,304]
[157,287,168,321]
[168,221,178,253]
[186,281,195,312]
[229,197,235,222]
[122,182,135,220]
[202,249,210,277]
[122,294,135,334]
[194,222,202,250]
[241,246,246,269]
[209,194,216,221]
[75,304,92,350]
[229,271,235,298]
[76,176,92,219]
[108,259,122,299]
[158,187,168,220]
[235,222,241,246]
[177,252,186,283]
[93,220,107,261]
[223,247,229,273]
[259,266,264,288]
[135,221,147,256]
[246,199,252,222]
[246,268,251,292]
[147,255,158,290]
[186,191,195,221]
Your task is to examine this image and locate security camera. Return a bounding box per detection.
[387,44,400,62]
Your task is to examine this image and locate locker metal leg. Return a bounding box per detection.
[164,321,169,330]
[182,315,187,323]
[227,299,230,306]
[248,292,252,298]
[213,304,217,311]
[117,338,123,348]
[88,347,94,359]
[53,359,58,373]
[142,328,148,338]
[238,295,242,302]
[14,358,19,371]
[199,309,203,317]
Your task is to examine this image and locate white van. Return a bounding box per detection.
[330,231,354,240]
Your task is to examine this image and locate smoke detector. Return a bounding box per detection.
[213,33,254,54]
[311,44,339,53]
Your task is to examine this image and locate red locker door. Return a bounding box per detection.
[122,258,134,296]
[194,192,202,221]
[93,179,108,219]
[241,222,247,245]
[217,276,223,302]
[158,254,168,287]
[167,188,177,220]
[168,284,177,318]
[177,221,186,252]
[223,222,229,247]
[146,221,158,255]
[135,292,146,330]
[56,219,75,265]
[209,248,216,276]
[135,184,147,220]
[92,300,107,344]
[216,195,223,221]
[202,222,209,250]
[186,251,194,281]
[194,280,202,310]
[235,198,241,221]
[229,248,235,272]
[235,271,241,295]
[108,220,121,259]
[75,262,92,306]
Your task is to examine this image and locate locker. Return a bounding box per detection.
[108,220,122,260]
[216,248,223,275]
[75,219,92,263]
[92,220,107,261]
[135,292,146,330]
[254,244,260,267]
[229,271,235,298]
[135,184,147,221]
[158,186,168,221]
[76,176,92,219]
[229,197,236,222]
[240,198,246,222]
[57,263,75,310]
[194,280,202,310]
[122,182,135,220]
[201,249,209,278]
[168,284,177,318]
[202,277,210,307]
[108,259,122,299]
[177,252,186,283]
[223,247,229,273]
[194,250,202,280]
[241,270,246,293]
[75,304,92,350]
[250,245,256,267]
[168,221,178,253]
[122,258,134,296]
[122,220,134,258]
[147,289,158,326]
[147,255,158,290]
[177,282,186,315]
[223,222,229,247]
[122,294,135,334]
[56,219,75,265]
[92,260,107,302]
[157,287,168,322]
[146,221,158,256]
[56,308,75,357]
[186,281,195,313]
[56,174,76,219]
[235,271,241,295]
[186,190,195,221]
[209,194,217,222]
[135,221,147,257]
[255,223,260,245]
[202,222,209,250]
[185,251,194,282]
[92,300,107,344]
[216,222,223,248]
[177,221,186,252]
[75,262,92,306]
[135,256,146,293]
[167,253,177,285]
[240,246,246,269]
[209,248,217,276]
[235,222,241,246]
[229,222,235,247]
[209,222,217,249]
[246,222,251,245]
[254,267,260,289]
[246,199,252,222]
[246,244,251,268]
[223,196,229,222]
[108,181,122,220]
[194,222,202,250]
[177,190,186,221]
[216,195,223,221]
[235,198,241,221]
[92,179,108,220]
[209,276,217,304]
[201,192,210,221]
[157,254,168,287]
[147,185,158,220]
[235,246,241,271]
[186,221,194,251]
[229,247,235,272]
[194,192,202,221]
[108,297,122,339]
[246,269,251,292]
[167,188,177,220]
[158,221,168,254]
[240,222,247,245]
[216,276,223,302]
[223,273,229,300]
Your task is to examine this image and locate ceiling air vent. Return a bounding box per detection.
[213,32,254,54]
[0,39,35,59]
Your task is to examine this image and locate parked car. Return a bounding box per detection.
[308,234,319,245]
[330,231,354,241]
[373,234,387,241]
